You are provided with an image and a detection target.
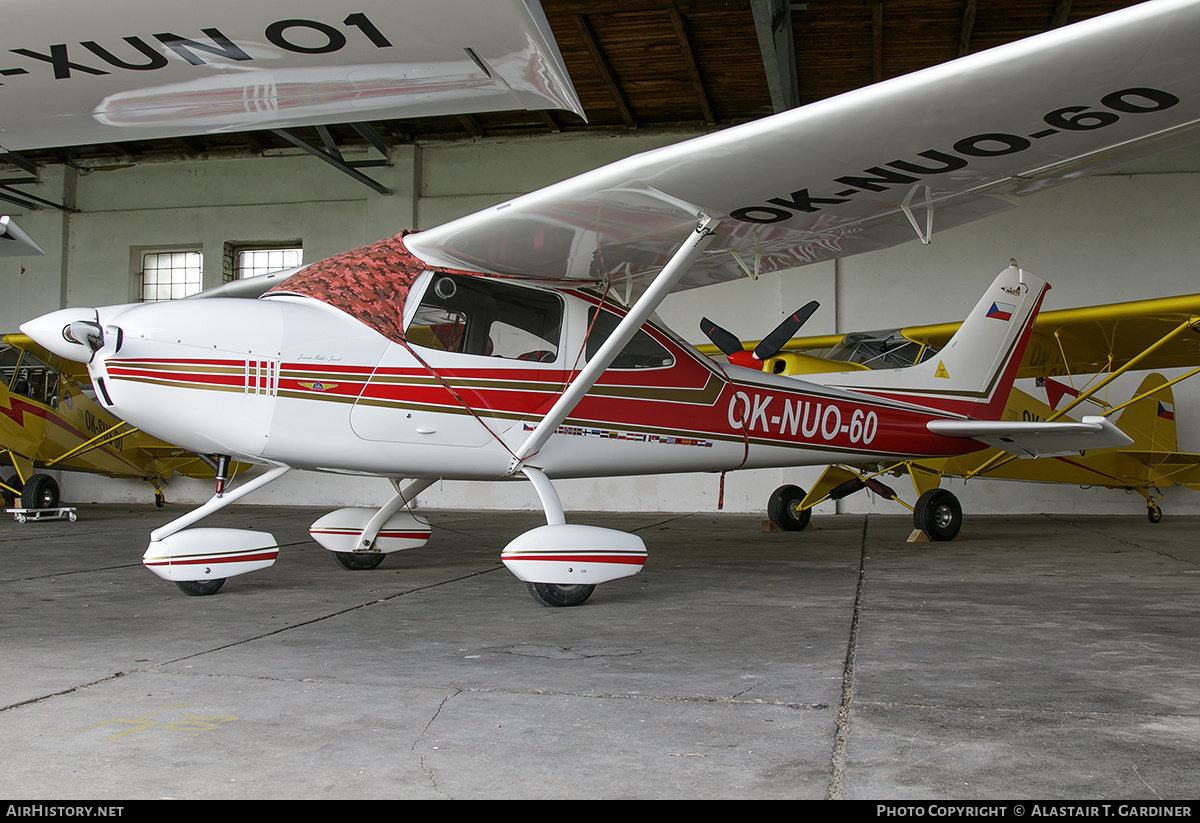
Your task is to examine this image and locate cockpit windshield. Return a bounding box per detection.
[266,233,564,362]
[265,232,431,345]
[823,329,936,370]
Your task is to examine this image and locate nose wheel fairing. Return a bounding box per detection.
[143,527,280,583]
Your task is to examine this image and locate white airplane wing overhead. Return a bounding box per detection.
[0,216,45,258]
[407,0,1200,291]
[0,0,582,150]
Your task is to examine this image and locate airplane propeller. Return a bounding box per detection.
[701,300,819,363]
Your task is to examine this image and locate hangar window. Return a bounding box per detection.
[225,243,303,281]
[140,251,203,302]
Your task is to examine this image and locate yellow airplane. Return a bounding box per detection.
[699,286,1200,538]
[1,332,232,513]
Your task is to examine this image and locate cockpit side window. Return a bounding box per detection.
[407,274,563,362]
[1,345,61,407]
[585,308,675,370]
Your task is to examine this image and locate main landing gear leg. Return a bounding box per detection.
[519,467,595,607]
[329,477,436,570]
[1135,488,1164,523]
[502,219,715,607]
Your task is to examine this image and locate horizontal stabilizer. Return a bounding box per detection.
[928,415,1133,458]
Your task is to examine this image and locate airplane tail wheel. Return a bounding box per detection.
[176,579,226,596]
[332,551,386,570]
[767,484,812,531]
[913,489,962,541]
[22,474,59,510]
[1148,504,1163,524]
[526,582,595,607]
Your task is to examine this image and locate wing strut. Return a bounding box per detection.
[964,313,1200,478]
[901,184,934,245]
[511,215,720,467]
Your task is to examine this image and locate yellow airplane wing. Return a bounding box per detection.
[2,333,91,380]
[698,293,1200,381]
[874,293,1200,379]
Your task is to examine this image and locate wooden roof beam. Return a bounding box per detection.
[872,0,883,83]
[668,6,716,126]
[750,0,800,112]
[1050,0,1074,28]
[574,13,637,128]
[456,115,486,138]
[958,0,977,57]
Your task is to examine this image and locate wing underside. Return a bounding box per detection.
[0,1,583,151]
[409,1,1200,292]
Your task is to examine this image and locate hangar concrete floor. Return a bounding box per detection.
[1,504,1197,800]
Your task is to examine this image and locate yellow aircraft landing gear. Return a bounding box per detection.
[1147,502,1163,524]
[912,488,962,541]
[1,473,17,508]
[767,484,812,531]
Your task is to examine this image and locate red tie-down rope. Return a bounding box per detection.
[714,367,751,510]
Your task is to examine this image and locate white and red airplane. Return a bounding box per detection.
[18,0,1200,605]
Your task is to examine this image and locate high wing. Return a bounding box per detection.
[745,292,1200,380]
[408,0,1200,291]
[0,0,582,152]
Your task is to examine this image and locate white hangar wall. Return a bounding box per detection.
[2,131,1198,517]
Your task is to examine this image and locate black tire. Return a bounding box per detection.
[913,488,962,541]
[332,551,386,570]
[154,490,166,509]
[767,484,812,531]
[176,578,225,596]
[22,474,59,510]
[1,473,16,508]
[526,582,595,607]
[1148,504,1163,524]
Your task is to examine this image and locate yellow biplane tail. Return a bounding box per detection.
[1113,373,1179,455]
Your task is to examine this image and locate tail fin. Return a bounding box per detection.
[1115,373,1178,453]
[822,262,1049,419]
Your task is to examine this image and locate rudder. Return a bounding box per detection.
[1115,373,1178,453]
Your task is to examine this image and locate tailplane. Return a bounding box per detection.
[823,262,1049,419]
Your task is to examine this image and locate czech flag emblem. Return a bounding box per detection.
[986,301,1014,321]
